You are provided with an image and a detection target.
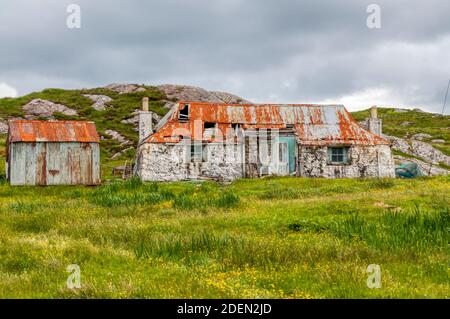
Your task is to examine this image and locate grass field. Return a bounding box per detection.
[0,175,448,298]
[0,100,449,298]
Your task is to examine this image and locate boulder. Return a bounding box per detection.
[22,99,78,119]
[82,94,113,111]
[411,140,450,165]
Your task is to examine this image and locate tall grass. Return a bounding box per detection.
[331,204,449,250]
[89,180,239,210]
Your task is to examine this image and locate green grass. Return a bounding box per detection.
[0,175,448,298]
[0,92,449,298]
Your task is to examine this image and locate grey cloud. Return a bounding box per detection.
[0,0,449,112]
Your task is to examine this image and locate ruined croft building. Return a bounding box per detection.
[134,100,395,181]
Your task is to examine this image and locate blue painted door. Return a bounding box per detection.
[277,136,296,175]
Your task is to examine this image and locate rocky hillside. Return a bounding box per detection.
[0,84,448,175]
[352,108,450,175]
[0,84,249,161]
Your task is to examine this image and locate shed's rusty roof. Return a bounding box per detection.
[146,102,390,146]
[8,120,99,143]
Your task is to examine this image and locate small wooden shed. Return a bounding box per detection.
[6,120,101,186]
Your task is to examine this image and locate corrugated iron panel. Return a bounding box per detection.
[8,120,99,143]
[147,102,390,146]
[8,142,101,186]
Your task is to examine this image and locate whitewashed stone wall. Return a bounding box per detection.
[299,145,395,178]
[137,143,395,181]
[136,143,244,182]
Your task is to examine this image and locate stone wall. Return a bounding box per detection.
[299,145,395,178]
[137,143,395,181]
[136,142,244,182]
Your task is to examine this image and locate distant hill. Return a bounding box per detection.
[0,85,449,176]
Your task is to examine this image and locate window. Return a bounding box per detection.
[190,144,206,163]
[204,122,216,129]
[328,147,349,164]
[178,104,190,121]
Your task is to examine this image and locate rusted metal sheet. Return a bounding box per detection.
[146,102,390,146]
[8,120,99,143]
[8,142,100,186]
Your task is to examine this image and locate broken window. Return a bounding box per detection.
[328,147,349,164]
[190,143,207,163]
[204,122,216,129]
[178,104,190,121]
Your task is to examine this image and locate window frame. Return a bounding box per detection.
[190,143,207,163]
[327,146,350,165]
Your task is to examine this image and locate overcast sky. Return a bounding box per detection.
[1,0,449,113]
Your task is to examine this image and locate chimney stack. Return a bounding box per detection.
[367,105,382,136]
[142,97,149,111]
[370,105,378,119]
[139,97,152,141]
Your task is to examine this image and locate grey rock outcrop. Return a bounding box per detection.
[83,94,113,111]
[105,83,146,94]
[105,129,132,146]
[111,147,134,159]
[388,135,450,166]
[157,84,251,104]
[22,99,78,119]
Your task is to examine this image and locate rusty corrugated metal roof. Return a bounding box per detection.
[8,120,99,143]
[146,101,390,146]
